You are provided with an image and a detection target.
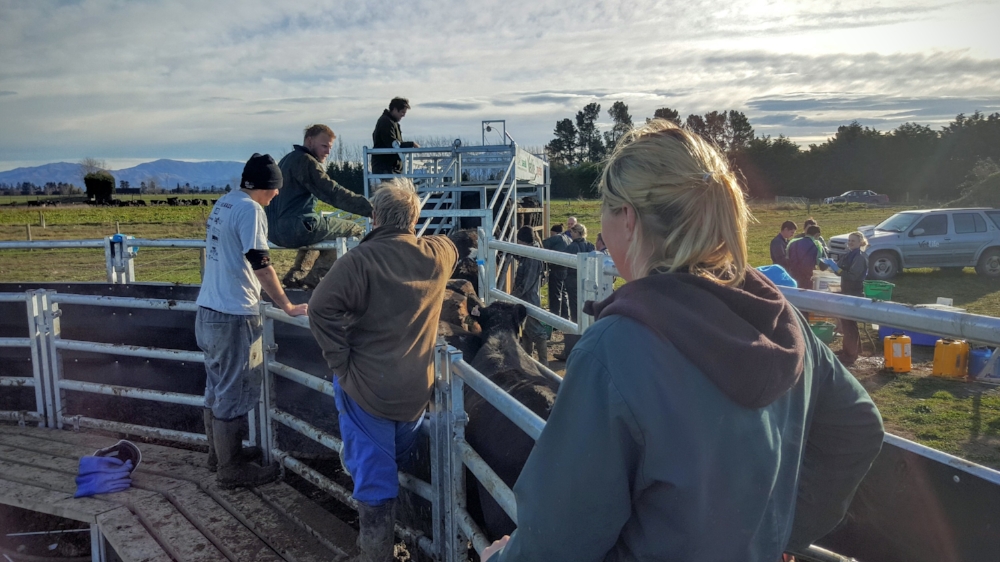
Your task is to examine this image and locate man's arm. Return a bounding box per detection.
[254,266,308,316]
[303,159,373,217]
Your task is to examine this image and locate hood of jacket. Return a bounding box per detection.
[585,267,805,408]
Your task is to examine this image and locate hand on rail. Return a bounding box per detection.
[481,535,509,561]
[283,303,309,317]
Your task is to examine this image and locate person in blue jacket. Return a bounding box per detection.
[483,120,884,562]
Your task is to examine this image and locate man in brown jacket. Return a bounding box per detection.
[308,178,456,562]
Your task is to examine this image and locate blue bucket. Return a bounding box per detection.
[969,347,993,378]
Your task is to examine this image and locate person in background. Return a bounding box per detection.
[595,232,609,254]
[196,154,308,490]
[371,97,420,176]
[554,223,595,361]
[566,216,578,230]
[833,231,870,366]
[307,178,457,562]
[482,118,883,562]
[266,124,373,290]
[542,224,571,319]
[786,224,825,289]
[771,221,797,267]
[791,218,828,254]
[513,226,548,366]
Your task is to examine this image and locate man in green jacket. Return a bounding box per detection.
[265,124,373,290]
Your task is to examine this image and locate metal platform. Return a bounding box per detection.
[0,424,357,562]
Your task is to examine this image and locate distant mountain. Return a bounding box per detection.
[0,159,244,189]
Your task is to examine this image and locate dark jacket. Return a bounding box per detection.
[837,248,869,296]
[513,242,546,338]
[542,233,571,275]
[493,268,883,562]
[786,235,820,287]
[371,109,415,174]
[266,145,373,247]
[771,233,790,266]
[564,237,596,280]
[308,227,458,421]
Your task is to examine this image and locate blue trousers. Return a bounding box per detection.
[334,378,422,506]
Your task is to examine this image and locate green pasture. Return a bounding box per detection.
[1,200,998,468]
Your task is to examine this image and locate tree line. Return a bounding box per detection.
[546,103,1000,202]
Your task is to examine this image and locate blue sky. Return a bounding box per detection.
[1,0,998,171]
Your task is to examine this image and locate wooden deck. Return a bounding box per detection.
[0,424,358,561]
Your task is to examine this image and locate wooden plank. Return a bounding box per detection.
[165,480,283,562]
[256,481,358,556]
[210,482,351,562]
[0,478,115,522]
[97,506,173,562]
[125,493,228,562]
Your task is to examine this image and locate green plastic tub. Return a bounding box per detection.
[863,280,895,301]
[810,322,837,344]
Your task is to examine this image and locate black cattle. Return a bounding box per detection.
[438,279,486,360]
[463,301,559,540]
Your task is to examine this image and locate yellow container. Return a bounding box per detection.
[932,339,970,378]
[883,333,912,373]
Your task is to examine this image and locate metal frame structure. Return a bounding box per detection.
[5,235,1000,560]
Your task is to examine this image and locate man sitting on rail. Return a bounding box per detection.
[265,124,374,290]
[307,178,457,562]
[195,154,308,489]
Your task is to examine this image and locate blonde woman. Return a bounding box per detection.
[834,231,870,365]
[483,120,883,562]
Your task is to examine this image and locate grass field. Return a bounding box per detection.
[2,199,999,468]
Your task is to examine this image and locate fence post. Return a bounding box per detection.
[446,348,468,560]
[259,303,277,465]
[431,345,467,562]
[40,291,66,429]
[25,290,48,427]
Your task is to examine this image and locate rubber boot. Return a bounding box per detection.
[300,250,338,290]
[214,416,279,489]
[282,249,319,289]
[536,338,549,368]
[554,333,580,362]
[205,409,263,472]
[356,499,396,562]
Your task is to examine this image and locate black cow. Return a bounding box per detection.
[448,229,479,294]
[463,301,559,540]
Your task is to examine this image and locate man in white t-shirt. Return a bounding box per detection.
[196,153,308,489]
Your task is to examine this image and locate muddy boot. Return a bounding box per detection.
[554,333,580,362]
[214,416,279,489]
[205,409,263,472]
[356,499,396,562]
[300,250,338,290]
[282,249,320,289]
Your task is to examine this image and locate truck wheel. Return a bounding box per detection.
[868,251,899,280]
[975,249,1000,279]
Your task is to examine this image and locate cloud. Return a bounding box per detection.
[0,0,997,166]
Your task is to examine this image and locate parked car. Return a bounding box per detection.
[827,208,1000,280]
[823,190,890,205]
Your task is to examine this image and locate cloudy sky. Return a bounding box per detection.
[1,0,999,171]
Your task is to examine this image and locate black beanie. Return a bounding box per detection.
[241,153,282,190]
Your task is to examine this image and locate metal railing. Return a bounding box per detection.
[6,237,1000,561]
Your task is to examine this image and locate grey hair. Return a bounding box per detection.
[371,178,420,231]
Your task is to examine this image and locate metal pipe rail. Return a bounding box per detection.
[451,359,545,441]
[0,377,34,387]
[456,440,517,524]
[0,293,29,302]
[780,288,1000,346]
[487,238,577,268]
[0,337,31,348]
[59,379,204,407]
[0,239,105,250]
[51,293,199,312]
[54,339,204,363]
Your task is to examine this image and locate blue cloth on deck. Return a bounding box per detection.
[333,378,423,506]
